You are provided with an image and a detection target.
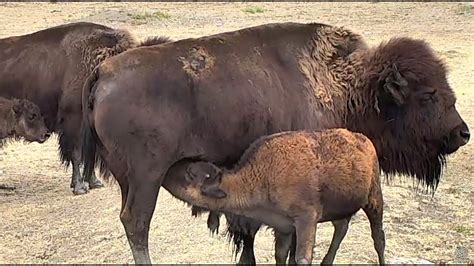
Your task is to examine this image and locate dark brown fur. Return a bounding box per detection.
[0,97,49,145]
[0,22,171,195]
[163,129,384,265]
[81,22,469,263]
[140,36,173,47]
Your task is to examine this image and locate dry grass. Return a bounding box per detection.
[127,11,170,25]
[242,6,265,14]
[0,2,473,264]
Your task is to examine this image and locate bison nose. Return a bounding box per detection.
[45,132,51,138]
[460,129,470,143]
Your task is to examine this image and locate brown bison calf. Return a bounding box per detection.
[165,128,384,265]
[0,97,49,144]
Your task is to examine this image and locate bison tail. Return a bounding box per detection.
[81,66,111,183]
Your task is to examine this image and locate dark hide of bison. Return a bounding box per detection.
[0,22,171,195]
[81,22,469,264]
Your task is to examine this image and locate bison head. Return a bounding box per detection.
[185,161,227,199]
[12,99,50,143]
[364,37,469,189]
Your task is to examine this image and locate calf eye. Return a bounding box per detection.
[205,174,210,179]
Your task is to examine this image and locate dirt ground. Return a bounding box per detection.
[0,2,473,264]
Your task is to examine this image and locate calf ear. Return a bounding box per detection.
[379,63,409,105]
[201,184,227,199]
[184,165,196,183]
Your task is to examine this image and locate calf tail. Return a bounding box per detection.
[81,66,110,182]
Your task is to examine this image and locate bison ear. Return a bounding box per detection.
[12,102,22,116]
[379,63,409,106]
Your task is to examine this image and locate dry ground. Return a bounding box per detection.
[0,2,473,264]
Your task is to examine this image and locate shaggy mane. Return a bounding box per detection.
[139,36,173,47]
[298,25,369,112]
[361,37,452,191]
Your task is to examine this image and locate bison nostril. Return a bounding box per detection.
[460,130,470,140]
[45,133,51,138]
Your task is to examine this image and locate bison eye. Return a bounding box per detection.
[420,91,436,103]
[205,174,210,179]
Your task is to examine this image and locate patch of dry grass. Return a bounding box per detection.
[127,11,170,25]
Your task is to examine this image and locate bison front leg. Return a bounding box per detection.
[225,213,261,265]
[69,147,103,194]
[70,147,88,195]
[58,101,103,194]
[84,162,104,190]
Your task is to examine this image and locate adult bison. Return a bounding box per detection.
[81,22,469,264]
[0,22,167,195]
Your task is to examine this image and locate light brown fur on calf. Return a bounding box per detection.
[165,129,385,265]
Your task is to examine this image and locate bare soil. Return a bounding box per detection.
[0,2,472,264]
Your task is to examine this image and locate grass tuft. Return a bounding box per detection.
[455,4,474,15]
[127,11,171,25]
[242,6,265,14]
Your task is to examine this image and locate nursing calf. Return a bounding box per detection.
[164,128,384,264]
[82,22,469,263]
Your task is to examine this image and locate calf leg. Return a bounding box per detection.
[321,218,351,265]
[294,213,318,265]
[274,231,293,265]
[363,186,385,265]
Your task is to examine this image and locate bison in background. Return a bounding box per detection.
[81,22,469,264]
[0,97,49,145]
[0,22,170,195]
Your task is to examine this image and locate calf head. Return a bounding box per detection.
[366,37,469,188]
[11,99,50,143]
[185,161,227,199]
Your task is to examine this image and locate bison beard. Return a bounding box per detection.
[81,22,469,264]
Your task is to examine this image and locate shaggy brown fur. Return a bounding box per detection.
[163,129,385,265]
[81,22,469,264]
[0,97,49,146]
[140,36,174,47]
[0,22,172,195]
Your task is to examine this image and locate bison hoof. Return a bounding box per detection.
[72,183,89,196]
[237,256,256,265]
[88,179,104,189]
[296,258,310,265]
